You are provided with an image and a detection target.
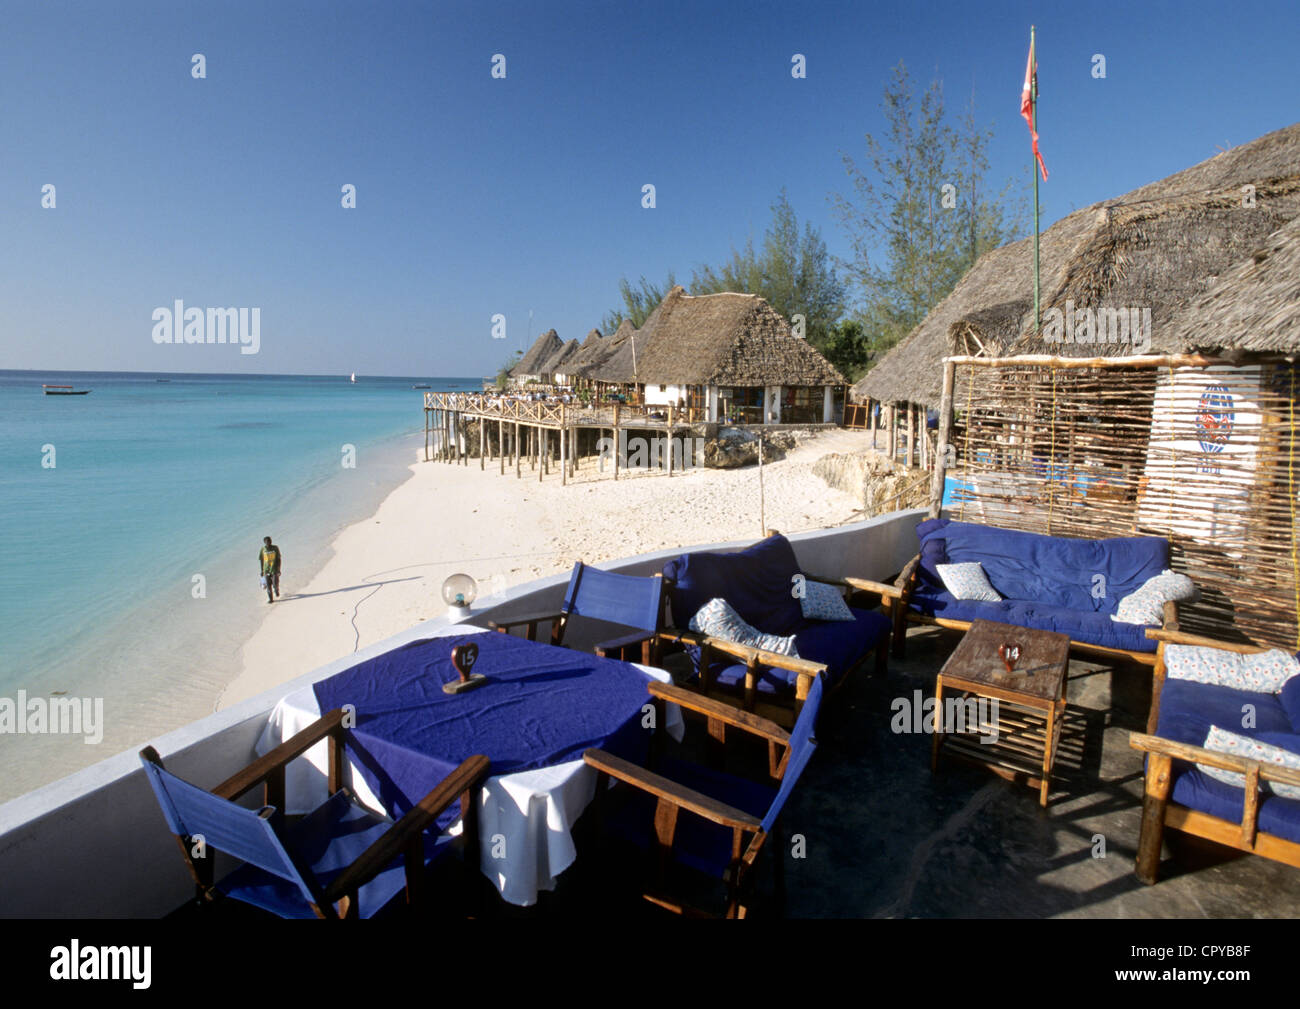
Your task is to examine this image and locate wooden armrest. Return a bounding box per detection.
[1129,733,1300,790]
[214,708,347,802]
[844,577,902,598]
[486,610,563,631]
[801,572,850,589]
[583,748,763,832]
[658,629,827,678]
[1144,627,1271,653]
[323,754,490,903]
[647,681,790,745]
[594,629,654,654]
[1161,599,1180,633]
[895,554,921,587]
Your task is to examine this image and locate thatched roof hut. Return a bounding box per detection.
[854,121,1300,407]
[539,338,582,378]
[1151,215,1300,355]
[587,286,846,386]
[510,329,563,378]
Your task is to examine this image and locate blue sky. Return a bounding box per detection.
[3,0,1297,377]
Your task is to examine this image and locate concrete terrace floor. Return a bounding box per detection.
[774,624,1300,918]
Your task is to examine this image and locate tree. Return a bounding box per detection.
[831,62,1023,368]
[691,190,845,347]
[814,318,874,383]
[600,273,678,332]
[495,349,522,390]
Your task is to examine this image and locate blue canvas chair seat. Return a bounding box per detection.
[488,560,666,664]
[584,674,823,918]
[140,708,489,919]
[1131,632,1300,882]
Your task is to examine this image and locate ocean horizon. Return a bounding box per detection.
[0,368,481,798]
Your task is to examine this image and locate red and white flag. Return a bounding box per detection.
[1021,34,1048,181]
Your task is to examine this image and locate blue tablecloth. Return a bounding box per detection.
[313,633,655,820]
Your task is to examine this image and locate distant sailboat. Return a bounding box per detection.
[43,384,91,396]
[349,372,356,383]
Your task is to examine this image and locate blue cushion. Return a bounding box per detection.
[793,608,891,679]
[1157,677,1293,743]
[688,607,889,697]
[1156,679,1300,845]
[910,585,1158,654]
[664,534,804,637]
[606,756,777,877]
[914,518,1168,614]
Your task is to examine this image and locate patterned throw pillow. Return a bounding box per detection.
[935,562,1002,602]
[799,579,855,622]
[1165,645,1300,694]
[1197,725,1300,800]
[689,597,799,657]
[1110,569,1198,625]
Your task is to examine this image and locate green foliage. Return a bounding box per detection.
[494,349,522,390]
[601,273,678,332]
[831,62,1025,368]
[690,189,845,346]
[810,318,873,383]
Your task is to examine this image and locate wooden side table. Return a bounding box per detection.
[931,619,1070,807]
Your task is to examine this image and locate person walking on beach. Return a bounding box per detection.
[258,536,282,603]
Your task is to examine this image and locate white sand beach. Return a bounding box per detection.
[217,429,875,709]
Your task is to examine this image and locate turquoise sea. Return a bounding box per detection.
[0,370,480,798]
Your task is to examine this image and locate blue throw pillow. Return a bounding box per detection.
[799,580,855,622]
[689,597,799,657]
[935,562,1002,602]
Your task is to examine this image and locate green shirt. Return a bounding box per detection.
[259,545,281,576]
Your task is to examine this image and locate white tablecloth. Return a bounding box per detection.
[255,622,682,906]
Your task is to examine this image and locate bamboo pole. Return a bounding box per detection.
[928,361,956,517]
[560,407,568,486]
[943,353,1286,369]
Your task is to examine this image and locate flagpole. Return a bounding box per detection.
[1031,24,1041,334]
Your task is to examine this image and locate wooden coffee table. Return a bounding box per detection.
[930,619,1070,807]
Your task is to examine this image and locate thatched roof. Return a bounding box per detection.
[510,329,563,377]
[1151,215,1300,355]
[587,287,845,386]
[571,320,635,378]
[853,121,1300,407]
[540,338,582,376]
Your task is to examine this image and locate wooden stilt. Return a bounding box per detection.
[515,422,521,479]
[479,418,485,471]
[560,407,568,486]
[499,419,504,475]
[667,407,674,478]
[539,428,545,483]
[613,406,621,481]
[907,403,916,469]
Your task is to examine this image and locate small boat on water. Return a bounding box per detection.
[43,384,91,396]
[412,383,431,389]
[350,372,357,383]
